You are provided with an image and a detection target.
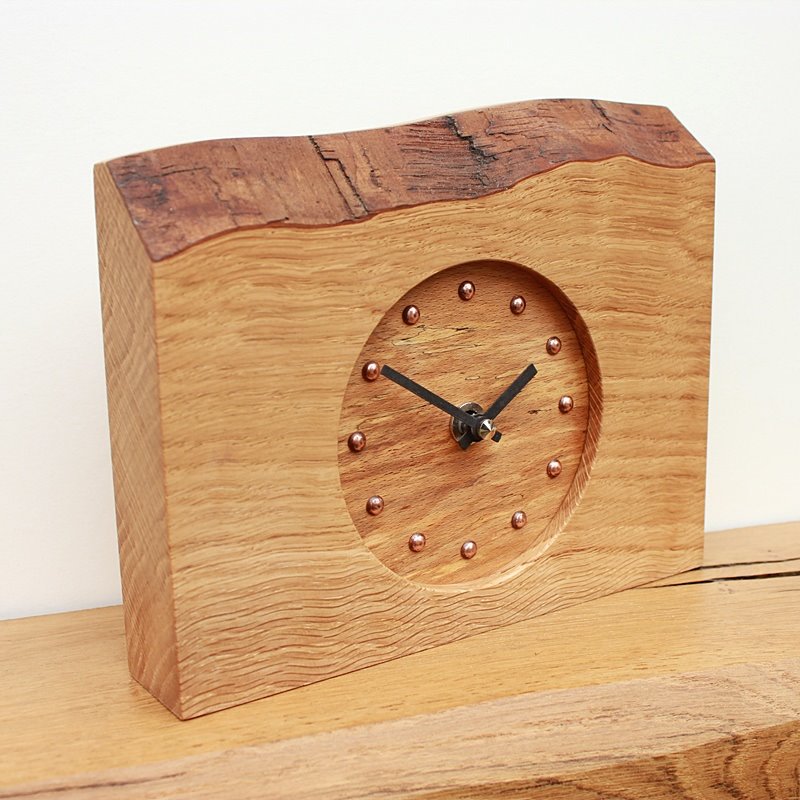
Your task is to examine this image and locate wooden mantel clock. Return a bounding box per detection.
[95,99,715,719]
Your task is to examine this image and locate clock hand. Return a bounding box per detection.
[380,365,499,440]
[485,363,538,419]
[380,365,476,428]
[457,363,537,450]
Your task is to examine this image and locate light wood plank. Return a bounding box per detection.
[705,520,800,566]
[1,522,798,795]
[651,521,800,587]
[2,657,798,799]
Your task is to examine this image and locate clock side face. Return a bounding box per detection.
[338,260,600,588]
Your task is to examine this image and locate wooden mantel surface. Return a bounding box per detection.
[1,522,799,798]
[104,99,713,262]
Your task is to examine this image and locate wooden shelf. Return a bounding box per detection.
[1,521,798,798]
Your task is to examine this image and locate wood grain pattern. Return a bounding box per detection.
[159,159,712,716]
[106,99,712,262]
[94,165,181,715]
[96,102,715,717]
[704,520,800,567]
[339,261,594,584]
[3,660,799,799]
[0,523,798,798]
[651,522,800,587]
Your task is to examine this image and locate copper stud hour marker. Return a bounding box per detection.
[458,280,475,301]
[547,459,562,478]
[347,431,366,452]
[510,295,526,315]
[366,495,384,515]
[362,361,380,381]
[546,336,562,355]
[408,533,426,552]
[402,304,420,325]
[460,540,477,559]
[511,511,527,530]
[558,395,574,414]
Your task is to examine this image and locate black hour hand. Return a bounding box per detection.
[380,365,478,430]
[381,365,504,448]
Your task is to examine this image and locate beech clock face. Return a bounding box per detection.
[338,260,599,587]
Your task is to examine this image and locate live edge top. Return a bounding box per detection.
[100,98,713,263]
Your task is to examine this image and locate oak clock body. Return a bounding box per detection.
[95,99,715,719]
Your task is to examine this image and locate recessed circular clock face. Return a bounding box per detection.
[338,260,601,587]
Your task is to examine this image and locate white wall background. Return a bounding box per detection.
[1,0,798,621]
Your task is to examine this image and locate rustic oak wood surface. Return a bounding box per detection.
[1,522,798,798]
[96,100,714,717]
[95,163,180,711]
[339,260,593,585]
[105,99,712,262]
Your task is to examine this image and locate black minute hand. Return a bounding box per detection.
[380,365,479,430]
[457,363,537,450]
[486,364,537,419]
[485,363,538,419]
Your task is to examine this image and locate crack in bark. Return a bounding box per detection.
[158,167,204,177]
[360,144,382,189]
[591,99,614,133]
[309,135,369,217]
[444,115,498,186]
